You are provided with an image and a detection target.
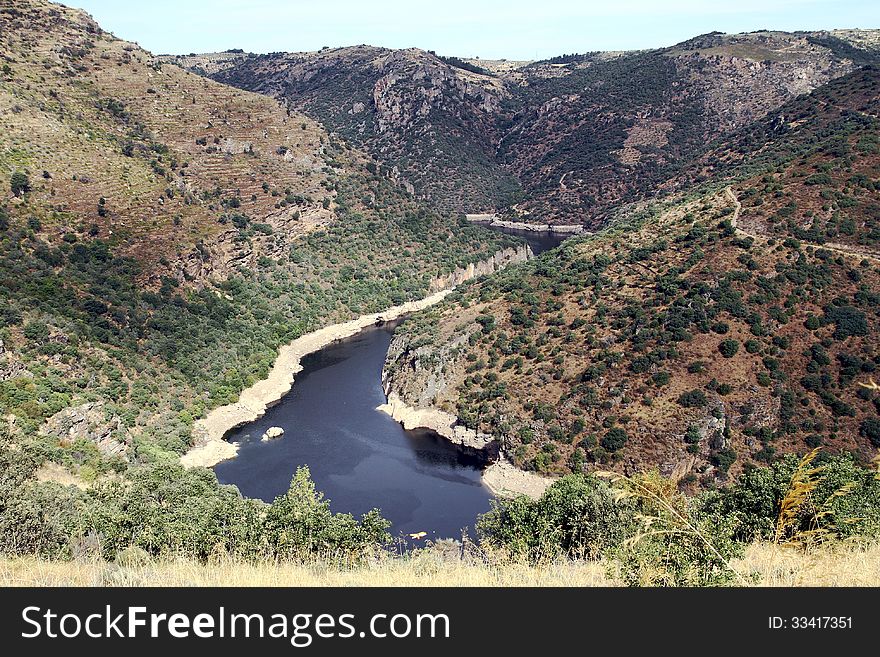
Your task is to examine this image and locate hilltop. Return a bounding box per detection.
[184,30,880,225]
[0,0,516,465]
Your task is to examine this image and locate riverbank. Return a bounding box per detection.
[376,392,497,453]
[181,245,532,469]
[482,459,555,499]
[466,213,588,235]
[182,291,454,468]
[376,394,554,499]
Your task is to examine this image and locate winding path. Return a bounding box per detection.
[724,186,879,264]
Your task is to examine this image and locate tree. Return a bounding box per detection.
[10,171,30,197]
[263,467,390,558]
[718,339,740,358]
[601,427,628,451]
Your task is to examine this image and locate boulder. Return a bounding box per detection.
[261,426,285,442]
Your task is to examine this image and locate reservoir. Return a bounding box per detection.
[473,223,570,256]
[214,226,571,540]
[214,322,493,541]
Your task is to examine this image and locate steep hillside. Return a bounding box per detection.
[210,46,522,214]
[0,0,517,463]
[500,31,869,226]
[200,31,878,226]
[383,67,880,483]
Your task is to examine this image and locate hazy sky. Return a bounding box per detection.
[67,0,879,60]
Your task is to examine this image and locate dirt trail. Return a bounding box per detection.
[725,186,879,264]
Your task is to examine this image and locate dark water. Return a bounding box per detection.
[214,224,571,539]
[475,223,570,256]
[214,323,492,541]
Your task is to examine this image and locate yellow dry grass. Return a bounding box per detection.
[1,542,878,587]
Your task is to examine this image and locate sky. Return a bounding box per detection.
[67,0,879,61]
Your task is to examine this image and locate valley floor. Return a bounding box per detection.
[2,542,878,587]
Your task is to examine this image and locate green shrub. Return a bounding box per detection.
[718,339,740,358]
[476,474,633,561]
[10,171,30,197]
[677,389,707,408]
[824,305,868,340]
[860,417,880,448]
[601,427,628,451]
[604,472,743,587]
[704,453,880,542]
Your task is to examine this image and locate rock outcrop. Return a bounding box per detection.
[465,214,587,235]
[377,392,498,457]
[39,402,131,459]
[261,426,284,442]
[428,243,531,291]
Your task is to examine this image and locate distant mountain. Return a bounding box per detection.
[206,45,521,215]
[184,30,880,226]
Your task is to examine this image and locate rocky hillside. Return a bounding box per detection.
[210,46,521,214]
[0,0,517,466]
[382,67,880,484]
[196,31,879,226]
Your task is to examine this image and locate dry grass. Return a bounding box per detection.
[1,542,878,587]
[733,542,880,587]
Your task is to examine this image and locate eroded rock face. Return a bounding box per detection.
[0,339,32,382]
[39,402,130,459]
[377,392,498,457]
[428,243,532,291]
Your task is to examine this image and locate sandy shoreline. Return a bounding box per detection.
[482,459,555,499]
[181,290,454,469]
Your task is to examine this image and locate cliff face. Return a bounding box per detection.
[429,243,532,291]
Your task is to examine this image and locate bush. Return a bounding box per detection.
[677,389,707,408]
[704,453,880,542]
[860,417,880,448]
[23,321,50,342]
[711,448,737,473]
[824,305,868,340]
[476,474,633,561]
[601,427,628,451]
[605,471,743,587]
[718,339,740,358]
[651,371,671,386]
[10,171,30,197]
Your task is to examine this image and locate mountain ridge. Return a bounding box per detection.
[173,29,880,226]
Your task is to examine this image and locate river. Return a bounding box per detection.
[213,225,571,540]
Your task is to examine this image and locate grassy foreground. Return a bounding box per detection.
[2,542,879,587]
